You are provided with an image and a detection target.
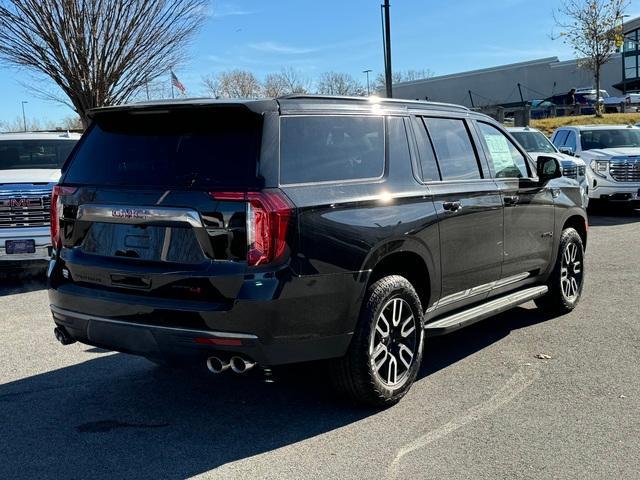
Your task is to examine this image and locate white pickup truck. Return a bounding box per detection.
[550,125,640,205]
[1,132,80,267]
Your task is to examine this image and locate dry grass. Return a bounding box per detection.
[532,113,640,136]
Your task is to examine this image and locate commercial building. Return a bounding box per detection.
[393,17,640,108]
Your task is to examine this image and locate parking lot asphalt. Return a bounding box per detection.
[0,208,638,480]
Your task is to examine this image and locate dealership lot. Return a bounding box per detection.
[0,209,638,480]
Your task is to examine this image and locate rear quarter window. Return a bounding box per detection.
[279,115,384,185]
[423,117,482,181]
[552,130,569,147]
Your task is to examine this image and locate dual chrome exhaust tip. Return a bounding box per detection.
[206,355,256,374]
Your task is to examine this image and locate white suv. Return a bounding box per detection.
[551,125,640,204]
[508,126,588,207]
[0,132,80,266]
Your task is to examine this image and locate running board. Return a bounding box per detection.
[424,285,548,336]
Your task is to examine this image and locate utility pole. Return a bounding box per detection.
[363,69,372,96]
[468,90,475,108]
[21,101,28,132]
[382,0,393,98]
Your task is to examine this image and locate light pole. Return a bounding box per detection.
[363,69,372,96]
[21,101,28,132]
[381,0,393,98]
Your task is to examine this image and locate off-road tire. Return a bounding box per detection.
[332,275,424,407]
[535,228,585,314]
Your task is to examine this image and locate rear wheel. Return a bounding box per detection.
[332,275,424,407]
[535,228,585,314]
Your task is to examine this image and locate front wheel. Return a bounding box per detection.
[535,228,585,314]
[332,275,424,407]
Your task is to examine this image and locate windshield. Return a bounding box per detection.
[63,107,262,189]
[0,139,77,170]
[510,131,557,154]
[580,129,640,150]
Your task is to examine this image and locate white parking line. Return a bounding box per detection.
[387,365,541,479]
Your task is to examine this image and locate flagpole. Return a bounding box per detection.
[170,69,175,99]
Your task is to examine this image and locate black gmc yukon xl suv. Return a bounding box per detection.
[49,96,587,406]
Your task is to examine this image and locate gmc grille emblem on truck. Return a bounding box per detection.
[9,198,30,208]
[111,208,150,220]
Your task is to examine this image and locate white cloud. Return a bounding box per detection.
[211,2,258,18]
[248,41,317,55]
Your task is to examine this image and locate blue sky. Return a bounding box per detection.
[0,0,637,125]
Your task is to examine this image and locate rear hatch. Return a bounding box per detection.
[52,105,288,308]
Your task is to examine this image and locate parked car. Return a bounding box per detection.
[1,132,80,267]
[551,125,640,205]
[603,93,640,113]
[49,96,587,406]
[574,87,609,104]
[508,126,589,207]
[541,88,609,108]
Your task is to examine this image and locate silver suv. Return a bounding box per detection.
[0,132,80,266]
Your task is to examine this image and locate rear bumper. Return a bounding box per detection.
[48,269,367,366]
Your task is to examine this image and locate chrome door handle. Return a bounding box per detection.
[504,195,519,205]
[442,201,462,212]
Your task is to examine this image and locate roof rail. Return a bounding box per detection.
[277,94,470,111]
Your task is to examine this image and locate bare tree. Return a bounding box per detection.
[202,74,222,98]
[316,72,364,96]
[374,69,435,93]
[0,0,207,126]
[263,68,310,97]
[0,114,84,132]
[0,115,42,132]
[263,73,288,98]
[202,69,261,98]
[555,0,629,116]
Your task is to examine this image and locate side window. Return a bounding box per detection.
[553,130,569,147]
[565,131,577,151]
[387,116,411,175]
[411,117,440,181]
[477,122,529,178]
[280,115,384,184]
[423,117,482,181]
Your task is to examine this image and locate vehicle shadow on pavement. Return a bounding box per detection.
[587,206,639,226]
[421,305,558,378]
[0,305,560,479]
[0,353,371,479]
[0,268,47,297]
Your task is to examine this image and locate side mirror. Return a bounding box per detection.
[537,156,562,183]
[558,146,574,156]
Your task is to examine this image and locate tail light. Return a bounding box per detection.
[50,185,77,249]
[210,190,294,266]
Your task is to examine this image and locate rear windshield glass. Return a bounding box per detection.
[63,107,262,189]
[280,115,384,184]
[0,140,77,170]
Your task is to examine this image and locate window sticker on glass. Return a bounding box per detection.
[484,134,514,174]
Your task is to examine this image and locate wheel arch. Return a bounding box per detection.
[360,237,439,315]
[562,213,588,249]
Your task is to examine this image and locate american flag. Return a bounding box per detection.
[171,71,186,94]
